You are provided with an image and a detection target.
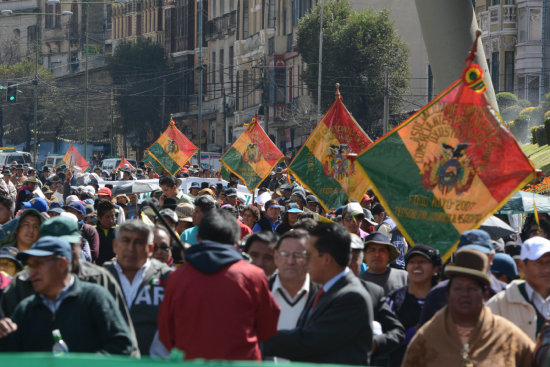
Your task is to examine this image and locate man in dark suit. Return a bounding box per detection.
[263,222,374,365]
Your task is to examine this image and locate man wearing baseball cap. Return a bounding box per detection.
[0,236,134,354]
[487,236,550,341]
[253,200,283,233]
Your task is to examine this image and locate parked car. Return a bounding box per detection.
[42,154,65,169]
[101,158,138,172]
[0,151,33,167]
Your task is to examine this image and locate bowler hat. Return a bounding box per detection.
[444,248,491,285]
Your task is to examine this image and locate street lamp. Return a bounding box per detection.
[47,0,124,161]
[1,9,72,165]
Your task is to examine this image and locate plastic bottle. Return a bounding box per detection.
[52,329,69,356]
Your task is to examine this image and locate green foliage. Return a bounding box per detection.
[519,99,531,108]
[496,92,519,110]
[538,125,547,145]
[297,0,409,137]
[501,105,522,122]
[544,118,550,145]
[532,126,539,144]
[0,59,76,150]
[107,38,171,153]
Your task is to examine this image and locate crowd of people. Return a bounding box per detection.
[0,160,548,366]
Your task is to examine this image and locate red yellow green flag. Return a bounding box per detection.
[146,120,198,176]
[143,151,164,174]
[221,116,283,192]
[289,95,372,211]
[357,63,536,260]
[60,144,89,172]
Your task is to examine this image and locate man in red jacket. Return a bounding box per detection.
[158,209,280,360]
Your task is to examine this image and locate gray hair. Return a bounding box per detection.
[115,219,154,244]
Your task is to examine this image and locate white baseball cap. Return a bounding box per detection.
[521,236,550,261]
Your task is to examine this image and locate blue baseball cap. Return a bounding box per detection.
[22,197,49,213]
[0,246,23,271]
[17,235,72,263]
[457,229,493,253]
[63,201,86,217]
[286,203,303,214]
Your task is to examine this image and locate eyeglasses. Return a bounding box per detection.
[343,216,358,222]
[278,250,309,261]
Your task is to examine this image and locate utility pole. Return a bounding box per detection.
[33,14,39,165]
[197,0,203,167]
[84,0,89,160]
[223,88,227,151]
[382,66,389,135]
[161,76,166,125]
[316,0,324,119]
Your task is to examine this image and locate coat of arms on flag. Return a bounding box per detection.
[289,85,372,211]
[146,119,198,176]
[221,116,283,192]
[357,32,536,259]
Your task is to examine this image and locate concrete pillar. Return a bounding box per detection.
[415,0,498,111]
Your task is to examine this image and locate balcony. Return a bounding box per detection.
[503,5,516,24]
[205,11,237,41]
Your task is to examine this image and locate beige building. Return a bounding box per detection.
[476,0,550,105]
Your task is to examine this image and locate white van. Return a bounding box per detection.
[0,151,33,167]
[101,158,138,171]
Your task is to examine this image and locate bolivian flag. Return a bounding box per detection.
[357,63,536,260]
[143,151,164,174]
[289,96,372,211]
[146,120,198,176]
[60,144,89,172]
[221,116,283,192]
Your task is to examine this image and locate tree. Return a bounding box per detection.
[0,59,74,151]
[297,1,409,138]
[107,38,172,157]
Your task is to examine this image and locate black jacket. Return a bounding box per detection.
[264,271,374,365]
[360,279,405,366]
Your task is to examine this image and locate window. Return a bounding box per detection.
[45,4,55,29]
[219,49,224,91]
[137,14,142,35]
[243,70,249,108]
[243,0,249,38]
[530,8,541,41]
[283,8,287,35]
[491,52,500,92]
[211,51,216,98]
[518,8,527,42]
[268,37,274,55]
[268,0,275,28]
[71,3,79,35]
[288,67,293,102]
[128,16,132,36]
[158,7,163,31]
[229,46,234,93]
[505,51,514,92]
[518,75,525,99]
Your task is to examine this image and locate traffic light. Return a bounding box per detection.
[6,82,16,103]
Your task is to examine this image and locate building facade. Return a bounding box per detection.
[476,0,550,105]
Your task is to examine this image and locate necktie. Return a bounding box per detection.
[311,288,325,309]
